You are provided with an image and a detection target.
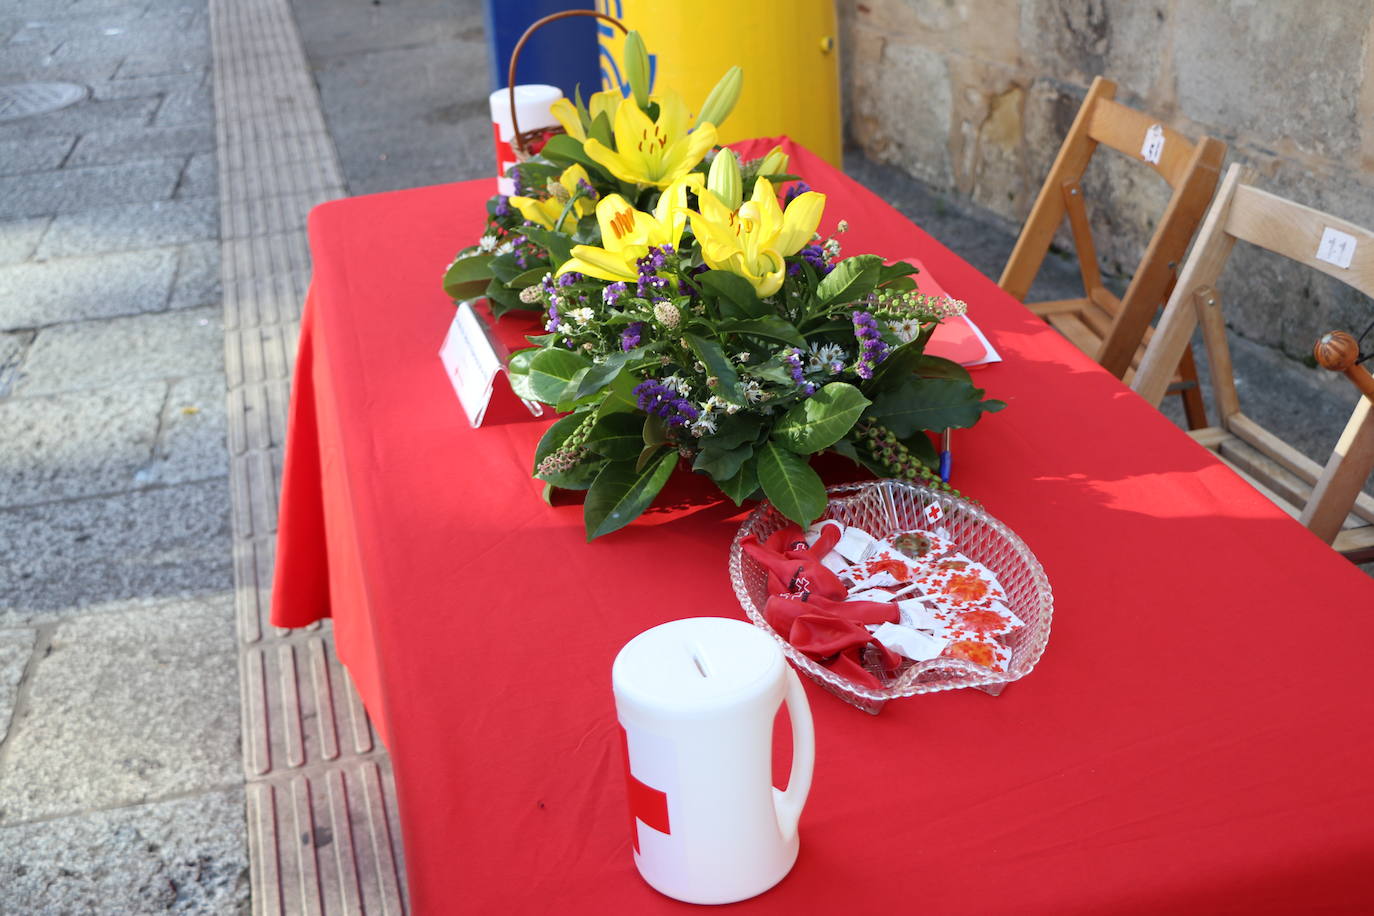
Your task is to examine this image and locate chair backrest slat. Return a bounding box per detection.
[1223,184,1374,299]
[1086,97,1199,189]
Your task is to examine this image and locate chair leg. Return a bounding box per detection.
[1176,343,1209,429]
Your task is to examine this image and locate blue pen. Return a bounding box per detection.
[939,429,952,482]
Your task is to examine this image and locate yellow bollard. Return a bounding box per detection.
[595,0,842,166]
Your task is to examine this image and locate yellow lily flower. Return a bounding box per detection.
[549,91,622,142]
[557,175,702,283]
[583,90,718,189]
[508,164,596,231]
[687,177,826,298]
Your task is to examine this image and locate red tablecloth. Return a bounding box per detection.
[272,138,1374,913]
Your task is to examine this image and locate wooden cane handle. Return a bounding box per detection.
[1315,330,1374,399]
[507,10,627,158]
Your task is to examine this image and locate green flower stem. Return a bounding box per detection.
[852,419,961,497]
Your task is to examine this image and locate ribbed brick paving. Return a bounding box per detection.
[208,0,408,911]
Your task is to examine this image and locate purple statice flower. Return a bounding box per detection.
[636,245,675,298]
[511,169,528,197]
[557,271,582,288]
[633,379,700,428]
[800,244,829,274]
[577,178,599,202]
[620,322,644,351]
[784,181,812,206]
[784,348,817,395]
[851,311,890,380]
[494,195,511,218]
[545,301,560,332]
[603,281,628,305]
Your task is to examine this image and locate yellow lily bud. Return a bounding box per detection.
[624,31,651,111]
[757,145,789,177]
[707,148,743,211]
[694,65,743,129]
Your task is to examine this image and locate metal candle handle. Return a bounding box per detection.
[506,9,627,158]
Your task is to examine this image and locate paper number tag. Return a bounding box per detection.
[1140,124,1165,164]
[439,301,507,427]
[1316,226,1357,270]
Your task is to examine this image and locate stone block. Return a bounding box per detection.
[1174,0,1374,162]
[0,381,166,507]
[36,198,217,258]
[0,330,31,397]
[1019,0,1170,100]
[0,480,232,624]
[0,158,183,221]
[0,787,248,912]
[0,629,34,744]
[176,150,217,199]
[146,374,229,486]
[116,52,206,80]
[15,305,222,395]
[0,594,239,822]
[846,33,954,188]
[0,218,49,266]
[168,239,221,310]
[0,248,177,329]
[0,96,158,142]
[0,135,75,175]
[66,123,214,167]
[153,79,213,127]
[845,0,1020,64]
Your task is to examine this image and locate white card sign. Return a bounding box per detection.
[1140,124,1165,164]
[438,302,543,427]
[1316,226,1357,270]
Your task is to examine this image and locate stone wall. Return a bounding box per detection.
[840,0,1374,360]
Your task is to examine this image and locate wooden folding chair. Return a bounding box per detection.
[1135,163,1374,561]
[999,76,1227,429]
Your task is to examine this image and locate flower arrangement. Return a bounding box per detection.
[445,32,1003,539]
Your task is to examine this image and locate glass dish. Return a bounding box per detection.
[728,479,1053,714]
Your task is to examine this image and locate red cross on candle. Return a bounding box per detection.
[619,726,670,853]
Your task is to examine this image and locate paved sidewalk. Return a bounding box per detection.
[0,0,245,911]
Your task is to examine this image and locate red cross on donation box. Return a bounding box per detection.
[619,726,670,853]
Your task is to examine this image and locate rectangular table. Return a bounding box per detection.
[272,138,1374,913]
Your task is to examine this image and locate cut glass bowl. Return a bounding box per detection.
[729,479,1053,714]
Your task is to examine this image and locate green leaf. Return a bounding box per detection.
[585,413,645,460]
[915,354,972,382]
[642,413,667,447]
[756,441,827,528]
[684,332,743,404]
[718,317,806,347]
[488,253,526,285]
[876,260,918,286]
[573,348,639,400]
[443,254,494,300]
[816,254,883,305]
[522,226,574,266]
[584,451,679,540]
[526,348,591,405]
[485,277,526,319]
[828,437,860,463]
[508,266,550,289]
[903,430,939,469]
[594,373,640,418]
[540,134,610,182]
[635,442,665,473]
[865,376,999,438]
[700,412,761,450]
[700,270,768,318]
[507,348,539,401]
[692,442,754,482]
[717,455,760,505]
[772,382,872,454]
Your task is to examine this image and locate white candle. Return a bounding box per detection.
[488,84,563,196]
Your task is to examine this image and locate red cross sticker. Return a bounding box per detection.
[619,726,670,853]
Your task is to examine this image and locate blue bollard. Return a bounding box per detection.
[482,0,601,98]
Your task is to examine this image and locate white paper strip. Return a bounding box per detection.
[1316,226,1357,269]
